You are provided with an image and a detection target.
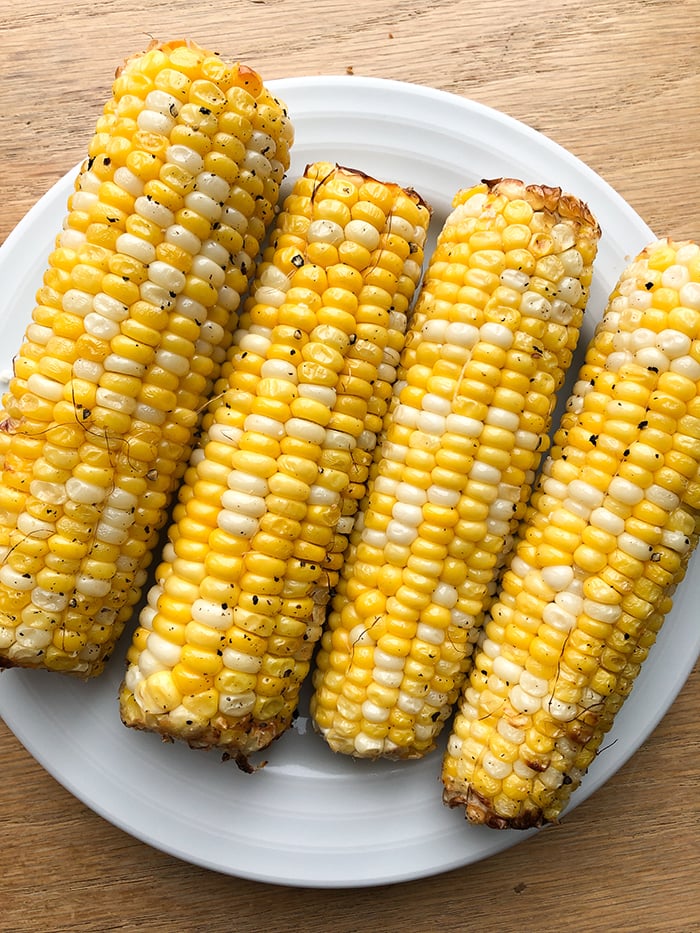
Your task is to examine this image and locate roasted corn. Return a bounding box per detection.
[442,238,700,827]
[310,179,601,757]
[0,40,292,676]
[119,162,430,760]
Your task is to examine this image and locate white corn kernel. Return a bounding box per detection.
[509,684,540,713]
[554,590,583,616]
[445,321,480,347]
[446,413,483,437]
[116,232,157,263]
[307,219,344,244]
[191,599,234,630]
[244,414,285,438]
[176,295,208,322]
[662,529,692,553]
[373,668,403,688]
[373,648,405,671]
[147,633,182,667]
[415,622,445,645]
[75,575,111,597]
[195,171,229,203]
[135,195,174,227]
[482,752,512,780]
[497,718,525,744]
[354,732,384,756]
[568,478,605,508]
[480,322,514,348]
[113,167,144,197]
[583,599,621,623]
[432,582,458,609]
[184,190,222,223]
[608,476,646,505]
[137,109,176,135]
[217,511,260,538]
[485,407,520,431]
[542,602,576,632]
[396,691,423,714]
[520,670,548,697]
[14,627,53,649]
[191,255,226,289]
[219,490,267,517]
[493,655,522,684]
[219,693,256,717]
[385,520,418,545]
[426,484,459,507]
[222,649,262,673]
[617,532,653,560]
[541,565,574,590]
[422,392,452,415]
[83,313,121,339]
[547,697,578,722]
[285,418,327,444]
[590,506,625,535]
[392,501,423,527]
[361,700,390,723]
[635,346,670,372]
[26,373,63,401]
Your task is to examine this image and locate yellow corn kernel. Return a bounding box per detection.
[171,663,213,696]
[181,689,219,720]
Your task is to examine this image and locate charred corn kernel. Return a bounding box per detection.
[443,239,700,829]
[311,178,599,759]
[119,163,430,759]
[0,41,292,677]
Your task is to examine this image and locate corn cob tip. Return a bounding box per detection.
[119,590,330,758]
[442,784,547,830]
[119,681,282,762]
[304,162,432,215]
[115,40,273,106]
[116,37,233,67]
[116,38,200,76]
[454,178,600,236]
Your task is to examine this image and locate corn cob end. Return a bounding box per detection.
[442,783,547,830]
[477,177,599,235]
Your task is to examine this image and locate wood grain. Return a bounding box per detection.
[1,1,699,930]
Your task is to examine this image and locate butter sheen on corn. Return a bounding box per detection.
[0,40,293,676]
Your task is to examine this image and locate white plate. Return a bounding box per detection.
[0,75,698,889]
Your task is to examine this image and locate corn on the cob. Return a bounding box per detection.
[118,162,430,760]
[0,40,292,676]
[442,238,700,828]
[310,179,601,758]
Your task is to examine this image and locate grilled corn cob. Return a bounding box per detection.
[310,179,601,758]
[0,40,292,676]
[442,238,700,828]
[119,163,430,759]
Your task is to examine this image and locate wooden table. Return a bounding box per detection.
[1,1,698,930]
